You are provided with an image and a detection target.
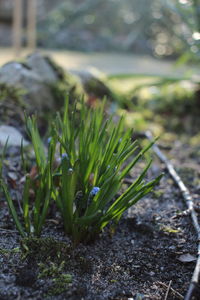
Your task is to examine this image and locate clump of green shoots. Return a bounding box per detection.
[0,116,55,237]
[0,99,162,243]
[53,100,162,243]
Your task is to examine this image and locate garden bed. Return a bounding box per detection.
[0,52,199,300]
[0,138,199,300]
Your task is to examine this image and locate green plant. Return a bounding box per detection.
[0,99,162,243]
[52,99,162,243]
[0,116,55,237]
[38,260,72,296]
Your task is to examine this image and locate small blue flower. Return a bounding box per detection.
[47,137,52,144]
[90,187,100,197]
[61,153,69,160]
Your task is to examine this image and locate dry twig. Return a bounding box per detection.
[145,131,200,300]
[156,281,184,299]
[0,228,18,233]
[164,280,172,300]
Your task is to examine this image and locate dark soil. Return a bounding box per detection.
[0,138,200,300]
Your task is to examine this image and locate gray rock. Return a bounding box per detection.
[73,68,114,100]
[26,53,58,83]
[0,53,59,113]
[0,125,29,147]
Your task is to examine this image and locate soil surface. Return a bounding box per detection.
[0,136,199,300]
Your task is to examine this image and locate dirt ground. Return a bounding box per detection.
[0,136,199,300]
[0,48,199,299]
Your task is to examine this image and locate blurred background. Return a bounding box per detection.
[0,0,200,72]
[0,0,200,138]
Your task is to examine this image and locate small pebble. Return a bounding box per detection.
[149,271,155,276]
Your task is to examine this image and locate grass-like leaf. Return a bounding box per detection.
[53,98,162,243]
[1,180,26,237]
[1,119,55,237]
[1,98,162,243]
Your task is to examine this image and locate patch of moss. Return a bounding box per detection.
[153,189,164,199]
[49,77,84,110]
[0,83,26,105]
[38,261,65,279]
[38,260,72,297]
[0,83,27,127]
[20,238,73,297]
[84,76,113,99]
[21,237,71,263]
[47,273,72,296]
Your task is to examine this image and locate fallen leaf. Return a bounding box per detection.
[29,165,38,180]
[161,226,180,233]
[8,172,18,181]
[178,253,196,263]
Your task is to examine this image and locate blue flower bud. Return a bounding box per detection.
[61,153,69,160]
[90,187,100,197]
[47,137,52,144]
[68,168,73,174]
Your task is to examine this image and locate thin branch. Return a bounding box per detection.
[145,130,200,300]
[0,228,18,233]
[164,280,172,300]
[173,205,200,219]
[156,281,184,299]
